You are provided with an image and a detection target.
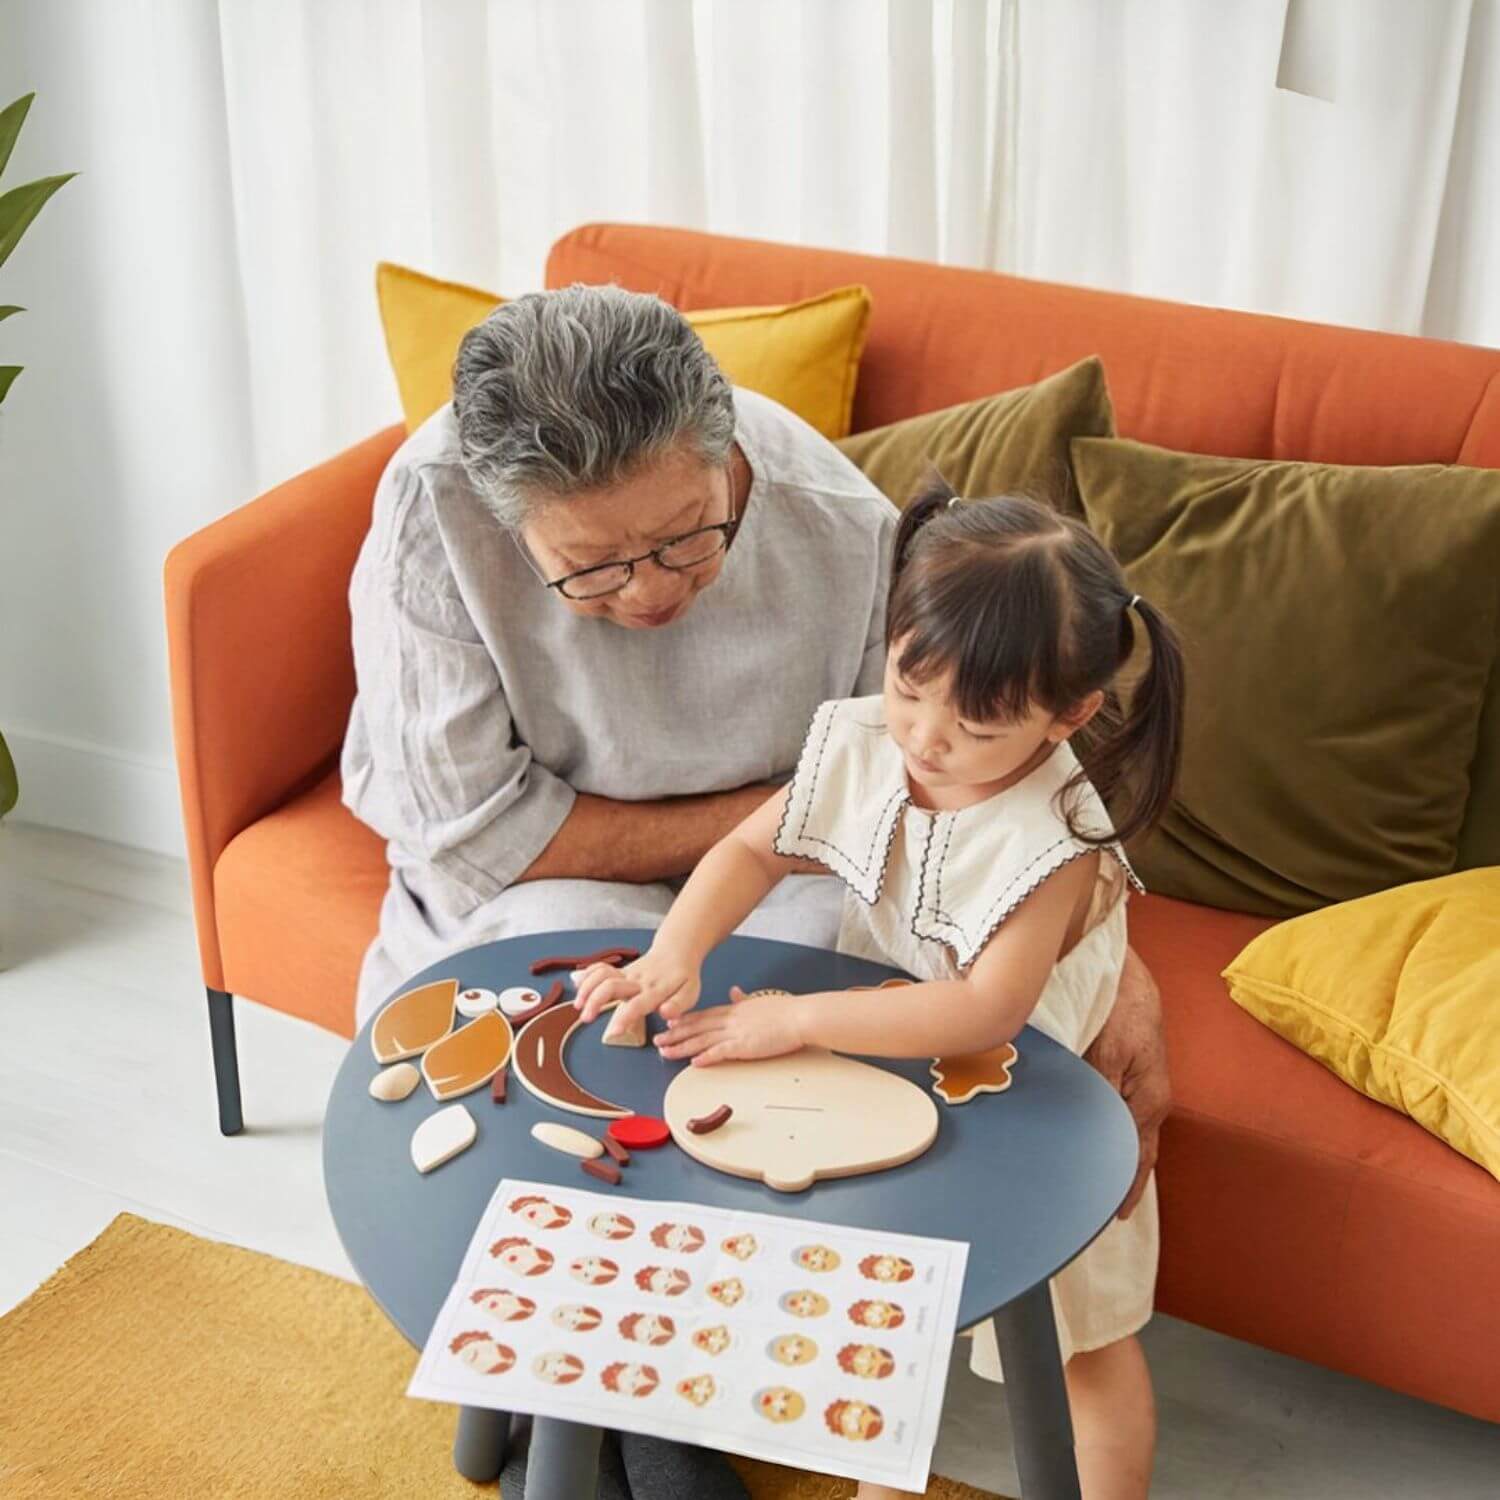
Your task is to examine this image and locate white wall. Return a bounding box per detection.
[2,3,259,855]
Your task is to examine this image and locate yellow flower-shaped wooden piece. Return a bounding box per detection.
[930,1043,1020,1105]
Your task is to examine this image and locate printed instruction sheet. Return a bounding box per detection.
[408,1178,969,1491]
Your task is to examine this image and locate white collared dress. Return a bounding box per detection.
[772,695,1159,1378]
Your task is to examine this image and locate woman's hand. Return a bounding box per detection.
[573,944,703,1030]
[653,986,807,1066]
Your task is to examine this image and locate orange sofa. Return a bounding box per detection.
[165,224,1500,1425]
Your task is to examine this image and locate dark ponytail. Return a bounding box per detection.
[1075,595,1185,848]
[889,471,958,593]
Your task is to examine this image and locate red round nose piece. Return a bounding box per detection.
[607,1115,672,1150]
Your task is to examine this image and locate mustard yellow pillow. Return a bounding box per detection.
[376,262,871,439]
[1223,869,1500,1181]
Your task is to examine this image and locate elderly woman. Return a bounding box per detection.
[341,285,1169,1493]
[343,284,889,1024]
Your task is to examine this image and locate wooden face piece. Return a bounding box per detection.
[371,978,458,1064]
[512,1004,630,1119]
[664,1047,938,1192]
[601,1002,648,1048]
[422,1011,515,1101]
[930,1043,1019,1105]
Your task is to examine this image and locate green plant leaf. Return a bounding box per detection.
[0,730,17,819]
[0,173,75,272]
[0,94,35,182]
[0,366,21,403]
[0,304,22,321]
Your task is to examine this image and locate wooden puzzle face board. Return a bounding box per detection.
[662,1049,939,1192]
[407,1179,968,1494]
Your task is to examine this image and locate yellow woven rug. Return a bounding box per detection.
[0,1215,1004,1499]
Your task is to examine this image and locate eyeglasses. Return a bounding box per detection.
[527,491,741,600]
[548,520,740,599]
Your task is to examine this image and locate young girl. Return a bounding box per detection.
[577,482,1185,1500]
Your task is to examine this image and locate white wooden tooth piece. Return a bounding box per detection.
[411,1104,477,1173]
[531,1121,605,1160]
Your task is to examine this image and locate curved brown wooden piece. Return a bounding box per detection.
[512,1003,630,1120]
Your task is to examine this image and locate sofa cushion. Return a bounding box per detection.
[214,769,386,1037]
[376,260,871,440]
[835,356,1114,517]
[1130,892,1500,1418]
[1075,436,1500,917]
[1223,870,1500,1183]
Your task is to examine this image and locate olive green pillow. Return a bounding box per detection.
[837,356,1114,514]
[1073,437,1500,918]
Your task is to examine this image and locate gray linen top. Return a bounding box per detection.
[340,389,898,924]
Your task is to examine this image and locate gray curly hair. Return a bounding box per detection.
[452,284,736,528]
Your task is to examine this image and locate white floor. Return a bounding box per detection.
[2,821,1498,1499]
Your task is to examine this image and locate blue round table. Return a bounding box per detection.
[325,930,1138,1500]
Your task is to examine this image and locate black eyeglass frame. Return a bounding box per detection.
[538,515,742,601]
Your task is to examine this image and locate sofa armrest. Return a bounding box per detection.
[164,425,404,988]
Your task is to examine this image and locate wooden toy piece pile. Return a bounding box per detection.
[370,952,1018,1184]
[368,948,654,1178]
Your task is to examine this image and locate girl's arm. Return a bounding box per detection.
[575,785,823,1022]
[656,853,1099,1065]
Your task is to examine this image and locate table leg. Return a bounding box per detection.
[992,1281,1081,1500]
[453,1405,510,1482]
[526,1417,604,1500]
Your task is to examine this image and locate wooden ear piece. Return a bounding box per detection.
[930,1043,1019,1105]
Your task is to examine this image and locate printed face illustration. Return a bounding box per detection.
[635,1265,691,1297]
[650,1222,706,1253]
[848,1299,905,1330]
[755,1386,807,1423]
[509,1194,572,1230]
[489,1238,554,1277]
[769,1333,818,1366]
[859,1254,914,1283]
[619,1312,676,1346]
[692,1324,733,1356]
[826,1398,884,1441]
[532,1351,585,1385]
[721,1234,758,1261]
[449,1331,515,1374]
[794,1244,841,1273]
[550,1303,603,1332]
[470,1289,536,1323]
[601,1361,660,1397]
[781,1290,830,1319]
[570,1255,620,1286]
[676,1374,717,1407]
[706,1277,745,1306]
[588,1212,636,1241]
[839,1343,896,1379]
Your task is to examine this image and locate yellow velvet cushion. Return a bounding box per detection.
[376,262,871,439]
[1223,869,1500,1181]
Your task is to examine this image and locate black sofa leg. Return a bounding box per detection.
[207,987,244,1135]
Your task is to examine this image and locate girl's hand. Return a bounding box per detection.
[574,945,702,1030]
[653,986,807,1066]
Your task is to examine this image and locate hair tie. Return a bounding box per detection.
[1127,594,1141,612]
[947,496,961,509]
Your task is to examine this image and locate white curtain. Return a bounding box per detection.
[1006,0,1499,346]
[2,0,1498,857]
